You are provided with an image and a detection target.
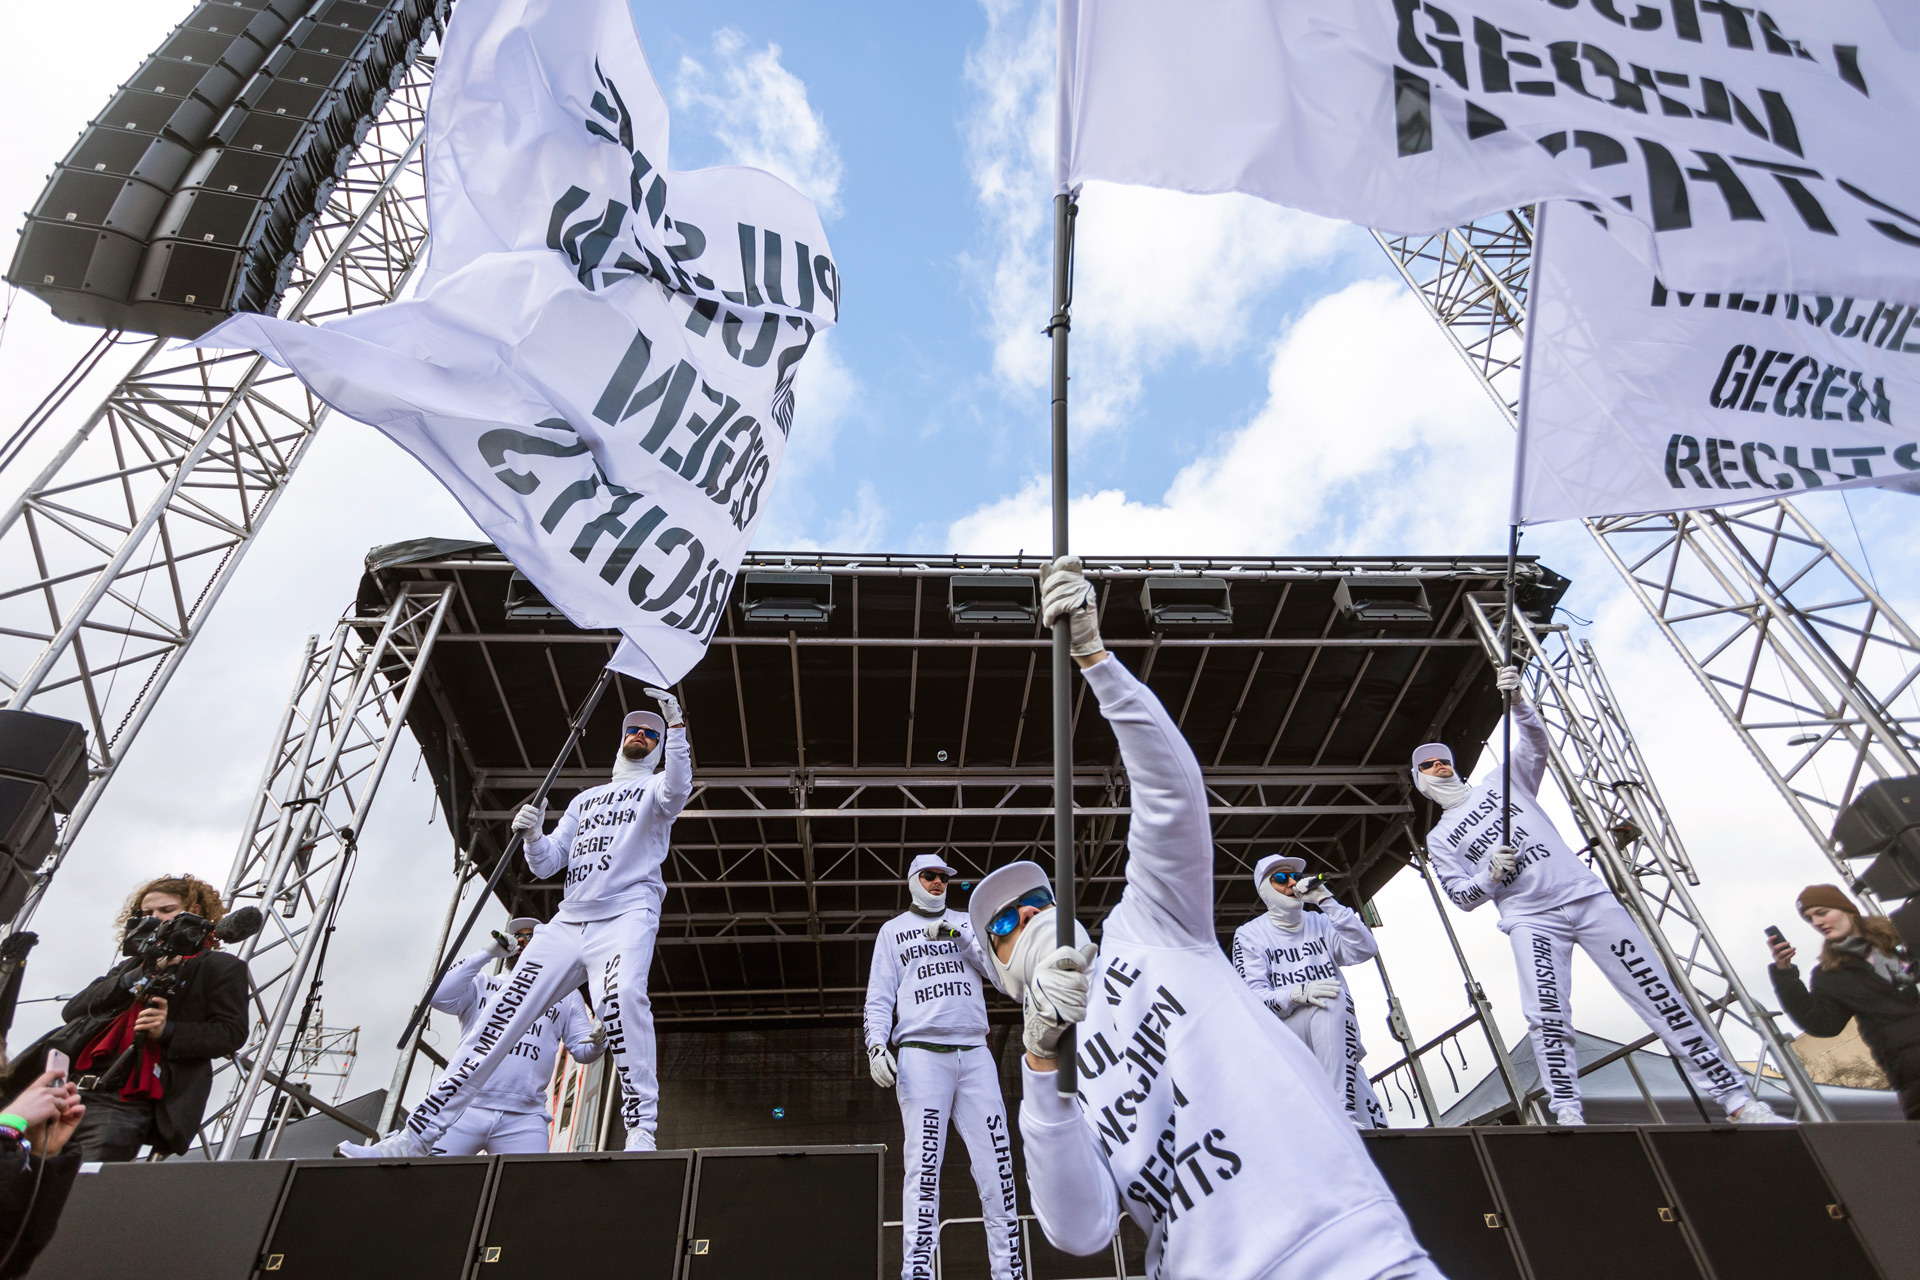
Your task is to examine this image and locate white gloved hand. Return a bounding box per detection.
[1040,557,1103,658]
[511,803,546,835]
[1297,875,1335,906]
[1023,942,1097,1058]
[1488,845,1519,883]
[644,685,684,726]
[1495,665,1522,694]
[867,1044,897,1088]
[484,930,517,961]
[1292,978,1342,1009]
[589,1024,608,1052]
[924,919,961,943]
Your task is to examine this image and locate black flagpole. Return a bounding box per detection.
[1049,189,1079,1096]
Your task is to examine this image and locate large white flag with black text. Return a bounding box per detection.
[200,0,837,686]
[1058,0,1920,299]
[1515,201,1920,524]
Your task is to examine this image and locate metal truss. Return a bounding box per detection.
[0,55,439,928]
[1464,594,1832,1120]
[202,584,452,1159]
[1378,216,1920,899]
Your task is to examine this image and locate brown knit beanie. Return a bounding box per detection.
[1796,884,1859,917]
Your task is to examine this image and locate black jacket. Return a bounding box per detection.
[60,950,249,1155]
[1770,956,1920,1106]
[0,1148,80,1279]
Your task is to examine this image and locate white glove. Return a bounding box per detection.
[1023,942,1096,1058]
[644,685,684,726]
[589,1023,608,1052]
[511,803,546,835]
[867,1044,897,1088]
[484,930,516,961]
[1488,845,1519,883]
[1040,557,1103,658]
[1297,875,1334,906]
[1291,979,1342,1009]
[1495,665,1522,694]
[924,919,960,943]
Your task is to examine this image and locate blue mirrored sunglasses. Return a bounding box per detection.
[624,725,661,739]
[1269,870,1302,884]
[988,887,1054,936]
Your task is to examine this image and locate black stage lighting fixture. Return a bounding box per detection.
[7,0,447,339]
[1139,576,1232,634]
[739,572,834,634]
[1333,575,1432,628]
[503,571,571,624]
[947,574,1036,634]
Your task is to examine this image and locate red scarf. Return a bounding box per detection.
[78,1001,166,1100]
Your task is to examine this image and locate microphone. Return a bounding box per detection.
[216,906,265,944]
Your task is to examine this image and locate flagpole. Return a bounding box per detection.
[1049,189,1079,1096]
[1501,522,1518,855]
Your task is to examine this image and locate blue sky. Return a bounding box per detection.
[2,0,1917,1122]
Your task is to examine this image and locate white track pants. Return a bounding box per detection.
[431,1105,552,1156]
[408,908,661,1144]
[1280,988,1389,1128]
[895,1045,1022,1280]
[1504,894,1752,1118]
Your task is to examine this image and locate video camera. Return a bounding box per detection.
[121,911,219,964]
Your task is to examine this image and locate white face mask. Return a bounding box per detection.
[991,905,1093,999]
[908,875,947,914]
[1258,877,1304,929]
[1414,768,1472,809]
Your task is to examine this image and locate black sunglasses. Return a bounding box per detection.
[918,870,951,884]
[1417,758,1449,771]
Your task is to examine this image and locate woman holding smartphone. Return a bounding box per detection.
[1769,884,1920,1118]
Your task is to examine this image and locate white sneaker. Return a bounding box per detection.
[1551,1107,1586,1127]
[1729,1098,1793,1124]
[623,1128,657,1152]
[335,1128,432,1159]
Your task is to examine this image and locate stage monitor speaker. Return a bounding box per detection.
[259,1157,495,1280]
[475,1151,692,1278]
[0,708,88,812]
[1360,1130,1523,1280]
[29,1157,290,1280]
[1797,1122,1920,1280]
[684,1146,882,1280]
[1644,1127,1880,1280]
[1478,1128,1703,1280]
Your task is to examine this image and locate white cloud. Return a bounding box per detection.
[947,277,1510,554]
[675,29,844,218]
[961,1,1360,434]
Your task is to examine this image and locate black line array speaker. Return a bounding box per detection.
[0,708,88,813]
[1644,1126,1880,1280]
[1799,1122,1920,1280]
[258,1156,495,1280]
[29,1158,291,1279]
[0,778,57,926]
[1361,1130,1523,1280]
[472,1151,691,1279]
[1836,776,1920,899]
[1479,1129,1702,1280]
[7,0,448,338]
[683,1146,883,1280]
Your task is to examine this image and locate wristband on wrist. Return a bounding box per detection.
[0,1113,28,1135]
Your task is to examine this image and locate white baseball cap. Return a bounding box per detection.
[623,709,666,738]
[967,860,1052,946]
[1411,741,1453,769]
[1254,855,1307,885]
[505,916,542,935]
[909,853,956,878]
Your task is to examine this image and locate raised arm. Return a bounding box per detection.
[1318,899,1380,965]
[1019,1062,1121,1255]
[430,948,494,1017]
[1081,656,1214,945]
[525,801,579,880]
[651,725,693,819]
[1427,829,1497,912]
[1509,700,1551,797]
[863,933,901,1050]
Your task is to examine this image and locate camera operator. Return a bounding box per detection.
[1769,885,1920,1118]
[61,875,247,1161]
[0,1068,86,1278]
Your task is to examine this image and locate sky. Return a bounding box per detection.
[2,0,1918,1128]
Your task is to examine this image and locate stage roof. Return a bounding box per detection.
[359,545,1568,1027]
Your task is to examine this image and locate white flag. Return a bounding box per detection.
[200,0,837,687]
[1058,0,1920,300]
[1516,201,1920,524]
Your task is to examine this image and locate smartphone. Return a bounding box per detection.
[1765,925,1785,943]
[44,1049,68,1087]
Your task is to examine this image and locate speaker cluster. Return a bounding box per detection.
[5,0,448,339]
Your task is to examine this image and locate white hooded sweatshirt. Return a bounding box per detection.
[525,725,692,923]
[1424,701,1608,923]
[430,948,604,1114]
[1018,657,1430,1280]
[864,908,995,1049]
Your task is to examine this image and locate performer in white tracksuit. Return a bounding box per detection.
[864,853,1022,1280]
[341,688,691,1157]
[1418,668,1783,1126]
[969,558,1441,1280]
[428,916,607,1155]
[1231,856,1388,1129]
